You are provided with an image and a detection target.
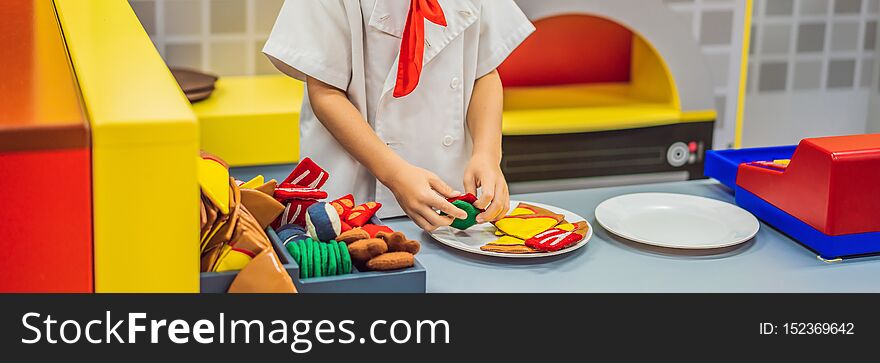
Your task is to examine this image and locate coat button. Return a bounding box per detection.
[450,77,461,90]
[442,135,454,147]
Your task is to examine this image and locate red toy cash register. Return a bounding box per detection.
[706,134,880,261]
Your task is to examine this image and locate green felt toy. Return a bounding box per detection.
[332,241,343,274]
[320,242,329,277]
[450,200,479,230]
[313,239,323,278]
[338,241,352,274]
[287,240,301,263]
[327,241,338,276]
[293,238,356,279]
[300,239,311,279]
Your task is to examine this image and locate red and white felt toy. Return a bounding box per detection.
[281,157,329,188]
[524,221,589,252]
[346,202,382,227]
[329,194,356,219]
[272,158,330,228]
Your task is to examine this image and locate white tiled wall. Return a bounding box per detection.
[748,0,878,93]
[129,0,283,76]
[662,0,749,149]
[743,0,880,147]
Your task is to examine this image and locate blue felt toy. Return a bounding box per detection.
[277,224,310,246]
[305,202,342,242]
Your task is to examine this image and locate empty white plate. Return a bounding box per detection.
[595,193,759,249]
[429,201,593,258]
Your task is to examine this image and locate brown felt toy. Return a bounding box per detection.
[336,228,371,244]
[347,238,388,264]
[376,231,420,255]
[366,252,415,271]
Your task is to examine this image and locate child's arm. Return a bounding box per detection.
[305,76,468,231]
[464,69,511,222]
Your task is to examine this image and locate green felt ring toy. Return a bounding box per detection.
[320,242,329,277]
[450,200,479,230]
[333,241,343,274]
[313,239,323,278]
[300,239,311,279]
[338,241,352,274]
[327,241,338,276]
[286,240,301,264]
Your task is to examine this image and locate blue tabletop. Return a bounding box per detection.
[233,165,880,293]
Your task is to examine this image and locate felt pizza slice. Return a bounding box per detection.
[492,203,565,239]
[488,235,527,246]
[524,221,589,252]
[213,245,255,272]
[479,235,539,254]
[493,214,564,240]
[480,244,540,254]
[238,174,264,189]
[515,203,564,219]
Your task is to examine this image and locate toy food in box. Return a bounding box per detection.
[202,157,426,293]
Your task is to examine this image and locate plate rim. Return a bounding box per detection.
[428,201,594,258]
[594,192,759,250]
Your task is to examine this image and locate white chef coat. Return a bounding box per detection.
[263,0,534,218]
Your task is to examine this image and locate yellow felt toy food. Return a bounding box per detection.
[492,203,565,240]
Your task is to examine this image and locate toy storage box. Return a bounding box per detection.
[200,228,427,293]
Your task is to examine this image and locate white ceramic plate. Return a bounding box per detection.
[595,193,759,249]
[429,201,593,258]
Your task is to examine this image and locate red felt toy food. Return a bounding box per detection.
[272,158,330,228]
[282,157,329,188]
[446,193,485,211]
[525,221,589,252]
[273,183,328,202]
[346,202,382,227]
[329,194,356,219]
[361,224,393,238]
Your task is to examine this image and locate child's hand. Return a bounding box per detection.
[384,163,469,232]
[463,154,510,223]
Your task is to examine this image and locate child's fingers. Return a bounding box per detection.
[410,214,435,232]
[429,194,468,220]
[474,176,496,210]
[463,173,478,196]
[419,205,455,229]
[494,191,511,222]
[490,192,510,222]
[429,177,461,199]
[477,182,507,223]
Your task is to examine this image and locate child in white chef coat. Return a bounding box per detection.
[263,0,534,231]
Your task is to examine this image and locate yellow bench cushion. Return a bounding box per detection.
[193,75,302,167]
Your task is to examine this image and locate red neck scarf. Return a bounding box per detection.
[394,0,447,98]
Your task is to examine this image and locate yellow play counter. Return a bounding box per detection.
[501,83,716,136]
[192,75,302,167]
